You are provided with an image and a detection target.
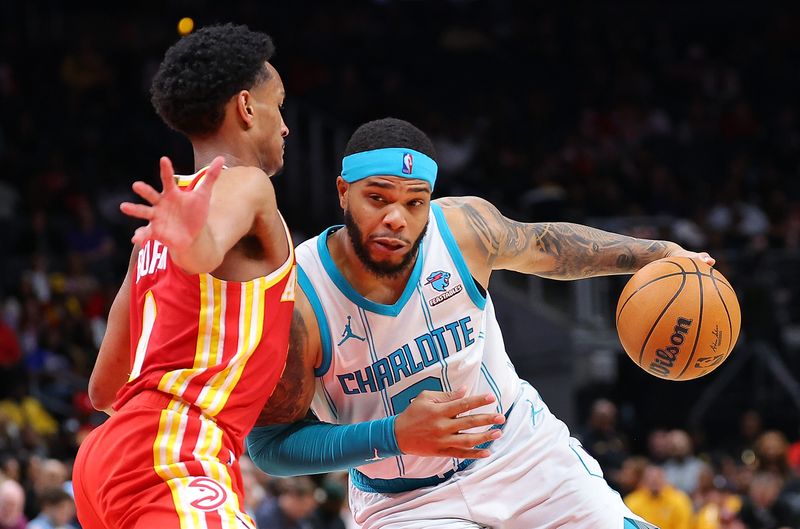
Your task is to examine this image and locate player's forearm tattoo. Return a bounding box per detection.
[439,197,673,279]
[255,308,313,425]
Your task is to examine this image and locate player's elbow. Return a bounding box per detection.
[88,379,116,412]
[246,426,299,477]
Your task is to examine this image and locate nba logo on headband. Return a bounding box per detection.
[341,147,436,188]
[402,152,413,175]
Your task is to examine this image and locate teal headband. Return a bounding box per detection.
[341,148,438,190]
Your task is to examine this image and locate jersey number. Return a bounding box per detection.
[390,376,443,414]
[129,290,157,382]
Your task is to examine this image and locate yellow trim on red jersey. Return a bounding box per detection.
[175,167,208,189]
[210,278,268,417]
[209,278,224,367]
[153,399,201,529]
[198,278,265,417]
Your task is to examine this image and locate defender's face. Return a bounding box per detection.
[250,62,288,175]
[339,175,431,276]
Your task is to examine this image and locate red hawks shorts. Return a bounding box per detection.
[73,391,255,529]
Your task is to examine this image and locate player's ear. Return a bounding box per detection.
[336,176,349,209]
[236,90,255,129]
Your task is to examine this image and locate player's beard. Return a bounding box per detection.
[343,209,427,279]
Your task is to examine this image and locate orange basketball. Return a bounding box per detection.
[616,257,741,381]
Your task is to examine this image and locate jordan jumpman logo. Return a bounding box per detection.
[338,316,366,345]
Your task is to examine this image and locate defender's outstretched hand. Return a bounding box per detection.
[394,387,506,459]
[120,156,225,250]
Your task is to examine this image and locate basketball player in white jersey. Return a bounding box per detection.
[248,118,713,529]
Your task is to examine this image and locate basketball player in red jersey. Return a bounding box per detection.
[72,24,294,529]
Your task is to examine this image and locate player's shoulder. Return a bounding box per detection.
[432,196,502,286]
[433,195,502,225]
[434,195,493,211]
[216,165,277,208]
[220,165,273,189]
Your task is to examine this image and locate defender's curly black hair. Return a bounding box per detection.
[151,23,275,137]
[344,118,437,160]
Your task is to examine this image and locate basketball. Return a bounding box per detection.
[616,257,741,381]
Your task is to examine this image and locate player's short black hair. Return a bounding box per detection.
[151,23,276,137]
[344,118,437,160]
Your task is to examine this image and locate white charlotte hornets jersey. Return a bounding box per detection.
[296,203,521,483]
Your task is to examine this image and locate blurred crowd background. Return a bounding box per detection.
[2,1,800,528]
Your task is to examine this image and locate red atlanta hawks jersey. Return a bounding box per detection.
[114,167,296,448]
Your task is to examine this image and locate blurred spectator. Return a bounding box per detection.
[0,459,20,484]
[578,399,629,483]
[0,321,22,420]
[0,479,26,529]
[255,477,318,529]
[614,456,650,497]
[311,473,349,529]
[694,491,743,529]
[663,429,705,495]
[646,429,671,465]
[0,322,21,370]
[755,431,792,479]
[14,211,65,263]
[624,465,693,529]
[23,460,66,522]
[0,384,58,456]
[725,410,764,465]
[693,464,743,529]
[25,488,76,529]
[737,472,800,529]
[788,438,800,479]
[64,199,115,280]
[692,463,718,508]
[239,456,271,522]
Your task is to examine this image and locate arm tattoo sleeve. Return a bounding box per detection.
[255,308,314,425]
[439,197,675,279]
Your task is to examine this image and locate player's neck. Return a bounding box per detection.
[191,139,263,174]
[329,228,416,305]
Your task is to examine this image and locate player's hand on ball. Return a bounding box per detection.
[120,156,225,250]
[665,247,715,267]
[394,387,506,459]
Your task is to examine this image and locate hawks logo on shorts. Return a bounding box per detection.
[186,477,228,512]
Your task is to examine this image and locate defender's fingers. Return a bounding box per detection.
[159,156,177,192]
[131,226,152,246]
[201,156,225,188]
[120,202,154,220]
[131,181,161,205]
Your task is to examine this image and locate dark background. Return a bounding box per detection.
[2,2,800,527]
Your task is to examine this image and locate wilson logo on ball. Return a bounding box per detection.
[648,317,693,376]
